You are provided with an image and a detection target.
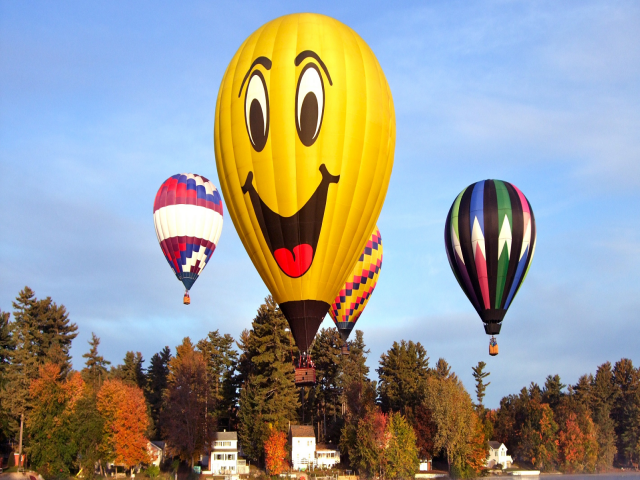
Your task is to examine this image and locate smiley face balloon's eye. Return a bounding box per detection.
[296,64,325,147]
[245,71,269,152]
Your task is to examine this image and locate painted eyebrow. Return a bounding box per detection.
[294,50,333,86]
[238,56,272,97]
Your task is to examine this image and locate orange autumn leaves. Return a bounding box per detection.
[29,362,150,472]
[264,429,287,475]
[97,379,150,468]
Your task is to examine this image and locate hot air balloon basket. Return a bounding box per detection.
[183,292,191,305]
[489,338,499,356]
[341,345,350,356]
[295,367,316,386]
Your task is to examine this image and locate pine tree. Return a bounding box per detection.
[435,358,455,380]
[309,328,342,442]
[237,297,299,463]
[612,358,640,465]
[377,340,430,414]
[111,351,146,388]
[146,346,172,437]
[2,287,41,448]
[339,330,376,467]
[542,374,566,412]
[197,330,239,430]
[82,333,110,392]
[0,310,13,380]
[34,296,78,375]
[472,361,491,409]
[27,363,84,477]
[591,362,617,470]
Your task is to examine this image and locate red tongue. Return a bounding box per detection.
[274,244,313,278]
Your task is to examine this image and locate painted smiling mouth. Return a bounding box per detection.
[242,164,340,278]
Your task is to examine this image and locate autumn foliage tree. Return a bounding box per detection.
[264,428,287,475]
[163,338,215,467]
[97,378,150,470]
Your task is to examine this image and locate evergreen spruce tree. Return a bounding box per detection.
[81,333,110,391]
[435,358,454,380]
[591,362,617,470]
[310,328,342,442]
[197,330,239,430]
[2,288,43,448]
[34,296,78,375]
[472,361,491,409]
[0,310,13,380]
[377,340,430,414]
[237,296,299,463]
[612,358,640,465]
[542,374,566,412]
[146,346,172,437]
[111,351,146,388]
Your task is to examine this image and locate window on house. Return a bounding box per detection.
[228,454,234,460]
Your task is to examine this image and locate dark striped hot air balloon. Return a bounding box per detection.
[444,180,536,355]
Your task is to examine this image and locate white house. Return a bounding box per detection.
[289,425,316,471]
[315,443,340,469]
[419,458,432,471]
[209,431,239,474]
[486,441,513,469]
[147,441,165,467]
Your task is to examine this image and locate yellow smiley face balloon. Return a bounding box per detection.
[214,13,395,354]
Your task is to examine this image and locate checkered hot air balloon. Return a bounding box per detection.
[444,180,536,355]
[153,174,223,304]
[330,226,383,352]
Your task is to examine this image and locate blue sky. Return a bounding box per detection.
[1,1,639,408]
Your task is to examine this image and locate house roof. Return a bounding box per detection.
[316,443,338,452]
[149,441,165,450]
[488,441,503,450]
[212,431,238,441]
[290,425,315,438]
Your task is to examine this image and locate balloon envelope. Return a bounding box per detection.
[214,13,395,353]
[330,226,383,342]
[444,180,536,334]
[153,174,223,292]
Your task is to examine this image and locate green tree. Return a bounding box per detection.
[590,362,617,470]
[197,330,239,430]
[434,358,455,380]
[70,390,106,479]
[377,340,430,414]
[111,351,146,388]
[385,411,419,479]
[81,333,110,391]
[339,330,377,467]
[28,363,84,479]
[0,310,13,379]
[237,297,299,462]
[33,296,78,375]
[423,374,476,473]
[542,374,566,412]
[146,346,172,437]
[472,361,490,409]
[612,358,640,465]
[352,407,387,477]
[309,328,342,442]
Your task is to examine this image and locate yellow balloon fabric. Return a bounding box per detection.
[329,226,383,343]
[214,13,395,352]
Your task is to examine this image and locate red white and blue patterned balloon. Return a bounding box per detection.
[153,174,223,296]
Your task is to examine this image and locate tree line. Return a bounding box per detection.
[1,287,639,479]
